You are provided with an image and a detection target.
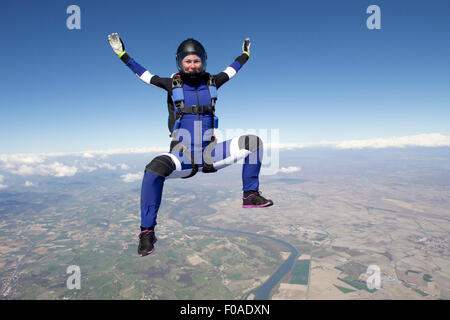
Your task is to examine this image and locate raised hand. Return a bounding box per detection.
[108,33,125,56]
[242,37,251,56]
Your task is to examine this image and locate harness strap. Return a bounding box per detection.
[180,105,215,114]
[170,140,199,179]
[202,135,218,173]
[168,74,219,170]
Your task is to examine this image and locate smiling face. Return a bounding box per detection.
[182,54,203,74]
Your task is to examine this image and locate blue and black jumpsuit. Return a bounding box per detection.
[119,52,264,228]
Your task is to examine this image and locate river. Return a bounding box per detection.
[171,198,298,300]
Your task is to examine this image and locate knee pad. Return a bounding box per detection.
[238,135,263,152]
[145,155,176,177]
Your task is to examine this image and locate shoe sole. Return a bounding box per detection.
[138,249,154,257]
[242,201,273,208]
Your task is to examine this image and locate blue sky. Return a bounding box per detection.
[1,0,450,154]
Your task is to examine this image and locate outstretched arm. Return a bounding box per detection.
[214,38,251,89]
[107,33,171,91]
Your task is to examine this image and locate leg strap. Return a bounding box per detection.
[170,140,198,179]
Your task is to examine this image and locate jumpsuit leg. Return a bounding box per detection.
[140,150,195,228]
[140,170,165,228]
[210,135,263,192]
[242,147,262,192]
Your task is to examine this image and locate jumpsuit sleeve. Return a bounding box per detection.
[213,53,249,89]
[119,52,172,91]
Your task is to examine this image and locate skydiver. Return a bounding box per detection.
[108,33,273,256]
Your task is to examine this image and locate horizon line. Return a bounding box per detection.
[1,132,449,158]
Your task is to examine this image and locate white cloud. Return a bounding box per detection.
[0,154,46,170]
[0,133,448,180]
[13,165,35,176]
[0,143,169,179]
[0,175,6,189]
[75,146,168,158]
[78,162,128,172]
[0,146,160,178]
[119,163,129,170]
[97,162,117,170]
[330,133,450,149]
[0,146,167,168]
[121,172,142,183]
[94,162,129,170]
[82,152,95,158]
[48,162,78,177]
[24,181,34,187]
[269,133,450,150]
[79,164,97,172]
[277,166,301,174]
[10,161,77,177]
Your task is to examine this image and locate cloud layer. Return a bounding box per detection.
[272,133,450,150]
[0,175,6,189]
[9,161,78,177]
[0,133,448,183]
[277,166,301,174]
[121,173,143,183]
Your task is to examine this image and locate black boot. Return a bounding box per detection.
[138,229,157,257]
[242,190,273,208]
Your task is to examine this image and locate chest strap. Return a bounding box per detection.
[181,105,214,114]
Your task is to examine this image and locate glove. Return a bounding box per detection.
[108,33,126,57]
[242,37,251,56]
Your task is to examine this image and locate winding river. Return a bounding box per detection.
[171,198,298,300]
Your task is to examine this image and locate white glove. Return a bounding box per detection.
[108,33,125,56]
[242,37,251,56]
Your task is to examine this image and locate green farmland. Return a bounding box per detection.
[289,260,310,285]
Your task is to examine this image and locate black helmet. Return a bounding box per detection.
[176,38,207,74]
